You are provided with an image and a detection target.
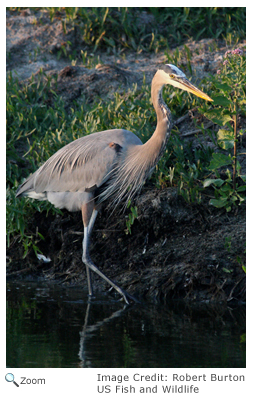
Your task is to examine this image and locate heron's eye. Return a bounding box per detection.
[170,74,175,78]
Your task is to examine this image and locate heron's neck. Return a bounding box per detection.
[143,72,172,164]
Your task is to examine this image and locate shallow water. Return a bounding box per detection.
[6,281,245,368]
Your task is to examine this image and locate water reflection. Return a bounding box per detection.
[79,302,129,367]
[6,281,245,368]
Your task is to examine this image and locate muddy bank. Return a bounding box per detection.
[7,187,246,304]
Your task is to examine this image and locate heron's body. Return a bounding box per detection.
[16,64,212,303]
[17,129,142,210]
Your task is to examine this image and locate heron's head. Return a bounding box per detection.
[157,64,213,101]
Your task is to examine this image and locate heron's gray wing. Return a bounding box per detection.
[17,135,122,196]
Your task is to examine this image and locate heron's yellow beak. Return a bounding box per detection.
[179,78,213,101]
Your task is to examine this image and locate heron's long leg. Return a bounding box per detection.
[83,252,137,304]
[82,226,93,297]
[81,203,138,304]
[82,201,96,297]
[87,208,98,236]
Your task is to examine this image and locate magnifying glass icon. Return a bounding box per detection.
[5,373,19,387]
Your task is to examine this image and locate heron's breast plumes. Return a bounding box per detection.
[97,144,151,210]
[98,132,169,211]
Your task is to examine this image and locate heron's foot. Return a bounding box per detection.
[84,257,140,304]
[115,288,140,305]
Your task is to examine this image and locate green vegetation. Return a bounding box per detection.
[125,202,138,235]
[201,49,246,211]
[8,7,245,55]
[6,7,246,258]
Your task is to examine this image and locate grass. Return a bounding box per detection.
[6,7,246,257]
[8,7,246,55]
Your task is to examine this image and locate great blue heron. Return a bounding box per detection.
[16,64,212,304]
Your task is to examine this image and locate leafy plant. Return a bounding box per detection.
[125,202,138,235]
[223,235,246,273]
[201,48,246,211]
